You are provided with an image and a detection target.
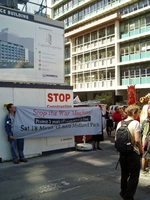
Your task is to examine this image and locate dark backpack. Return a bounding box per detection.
[115,120,133,154]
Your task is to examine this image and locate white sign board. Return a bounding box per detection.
[0,6,64,84]
[14,106,102,139]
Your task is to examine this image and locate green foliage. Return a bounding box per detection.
[94,94,113,105]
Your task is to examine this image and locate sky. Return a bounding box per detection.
[18,0,51,15]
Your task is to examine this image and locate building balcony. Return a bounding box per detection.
[73,79,115,91]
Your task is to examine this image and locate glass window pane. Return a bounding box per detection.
[130,44,134,54]
[99,28,105,38]
[84,33,90,43]
[140,17,145,27]
[125,46,129,54]
[91,31,97,40]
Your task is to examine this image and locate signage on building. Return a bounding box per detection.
[0,6,64,84]
[46,89,73,108]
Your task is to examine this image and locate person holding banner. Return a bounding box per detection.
[5,103,27,164]
[92,104,104,150]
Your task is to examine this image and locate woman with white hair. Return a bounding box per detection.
[140,104,150,174]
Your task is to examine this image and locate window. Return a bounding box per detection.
[68,16,72,25]
[107,25,115,35]
[124,7,129,14]
[63,3,67,12]
[84,53,90,62]
[84,33,90,43]
[135,66,140,77]
[141,42,146,51]
[135,18,139,29]
[84,6,90,15]
[90,2,97,13]
[140,16,145,27]
[129,19,135,31]
[147,41,150,51]
[125,46,129,55]
[73,0,78,6]
[91,71,98,81]
[129,44,134,54]
[135,43,140,53]
[79,10,84,20]
[78,55,83,63]
[99,49,106,58]
[139,1,143,9]
[91,51,97,60]
[68,0,72,8]
[58,6,63,13]
[120,23,124,34]
[97,0,103,8]
[107,47,115,57]
[73,13,78,23]
[84,72,90,82]
[146,14,150,26]
[99,71,106,80]
[78,36,83,45]
[147,67,150,76]
[78,74,83,82]
[120,47,124,56]
[99,28,105,38]
[75,38,78,46]
[130,68,135,78]
[144,0,148,7]
[54,8,58,16]
[124,22,128,33]
[141,67,146,76]
[125,69,129,78]
[107,69,115,79]
[91,31,97,41]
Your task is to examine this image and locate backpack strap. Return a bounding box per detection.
[121,119,134,144]
[121,119,133,126]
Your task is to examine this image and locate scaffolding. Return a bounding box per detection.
[0,0,50,17]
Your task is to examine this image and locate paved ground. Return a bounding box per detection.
[0,133,149,200]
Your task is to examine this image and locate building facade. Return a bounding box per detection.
[51,0,150,103]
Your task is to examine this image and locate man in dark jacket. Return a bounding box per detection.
[5,103,27,164]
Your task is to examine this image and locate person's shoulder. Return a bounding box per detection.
[5,114,9,119]
[130,120,140,129]
[131,119,140,124]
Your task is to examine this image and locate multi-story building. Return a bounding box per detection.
[50,0,150,103]
[0,28,30,68]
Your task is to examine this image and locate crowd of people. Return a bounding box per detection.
[98,103,149,200]
[4,102,150,200]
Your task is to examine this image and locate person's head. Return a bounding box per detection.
[98,104,102,110]
[106,106,110,110]
[140,104,149,124]
[122,105,127,111]
[126,105,140,119]
[6,103,15,114]
[115,106,120,112]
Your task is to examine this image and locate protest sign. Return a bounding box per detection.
[14,106,102,139]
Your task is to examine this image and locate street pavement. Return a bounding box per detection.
[0,132,149,200]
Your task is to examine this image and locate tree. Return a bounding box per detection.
[94,94,113,106]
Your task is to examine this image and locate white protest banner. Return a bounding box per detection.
[13,106,102,139]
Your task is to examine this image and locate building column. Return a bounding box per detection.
[115,20,120,96]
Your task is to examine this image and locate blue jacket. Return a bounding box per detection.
[5,114,13,142]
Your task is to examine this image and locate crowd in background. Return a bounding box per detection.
[103,103,150,175]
